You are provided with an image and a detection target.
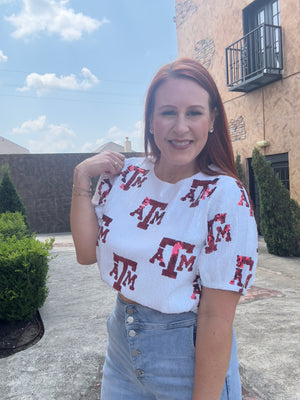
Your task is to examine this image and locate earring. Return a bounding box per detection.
[209,128,214,134]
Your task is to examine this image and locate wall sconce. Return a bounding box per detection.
[256,140,270,148]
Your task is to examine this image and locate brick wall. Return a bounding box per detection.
[229,116,246,142]
[174,0,198,28]
[194,38,215,69]
[0,153,142,233]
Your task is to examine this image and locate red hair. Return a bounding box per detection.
[144,58,238,179]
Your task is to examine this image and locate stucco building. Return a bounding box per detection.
[0,136,29,154]
[175,0,300,205]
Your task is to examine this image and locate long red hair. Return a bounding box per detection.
[144,58,238,179]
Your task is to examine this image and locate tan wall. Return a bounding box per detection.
[280,0,300,77]
[263,75,300,201]
[175,0,300,203]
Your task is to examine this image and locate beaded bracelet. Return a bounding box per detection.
[72,185,92,197]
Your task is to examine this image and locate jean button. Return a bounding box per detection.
[129,330,137,337]
[131,349,140,356]
[127,308,135,315]
[127,316,134,323]
[135,369,144,377]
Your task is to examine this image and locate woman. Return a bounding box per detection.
[71,58,257,400]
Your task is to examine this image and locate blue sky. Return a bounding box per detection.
[0,0,177,153]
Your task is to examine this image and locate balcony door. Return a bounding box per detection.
[243,0,280,76]
[244,0,280,33]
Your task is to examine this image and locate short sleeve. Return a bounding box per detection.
[92,175,114,225]
[198,177,258,295]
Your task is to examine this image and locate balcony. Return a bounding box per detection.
[225,24,283,92]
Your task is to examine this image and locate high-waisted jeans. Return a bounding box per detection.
[100,295,242,400]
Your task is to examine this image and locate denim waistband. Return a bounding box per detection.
[114,294,197,330]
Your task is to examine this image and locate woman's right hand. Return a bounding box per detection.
[73,151,126,189]
[71,151,125,265]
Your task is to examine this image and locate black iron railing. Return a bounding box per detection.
[225,24,283,92]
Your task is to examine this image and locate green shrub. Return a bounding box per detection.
[235,152,246,186]
[0,212,30,240]
[0,236,54,321]
[251,147,299,256]
[0,164,29,228]
[290,199,300,257]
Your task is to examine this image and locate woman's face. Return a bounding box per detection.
[150,77,215,182]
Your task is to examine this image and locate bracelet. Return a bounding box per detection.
[72,185,92,197]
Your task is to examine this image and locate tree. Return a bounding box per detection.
[251,148,299,256]
[0,164,29,228]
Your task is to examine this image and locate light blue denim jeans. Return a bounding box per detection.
[100,295,241,400]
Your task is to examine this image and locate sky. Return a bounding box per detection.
[0,0,178,153]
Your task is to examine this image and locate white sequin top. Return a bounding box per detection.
[93,157,258,314]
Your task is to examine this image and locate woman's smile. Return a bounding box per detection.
[168,139,193,148]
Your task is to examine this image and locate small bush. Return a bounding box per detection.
[290,199,300,257]
[251,148,299,256]
[235,152,246,186]
[0,164,29,228]
[0,212,30,240]
[0,235,54,322]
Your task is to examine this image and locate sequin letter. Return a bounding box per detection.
[235,181,253,217]
[110,253,138,291]
[181,178,219,207]
[191,275,201,300]
[98,179,112,205]
[205,213,231,254]
[98,214,113,244]
[229,255,254,293]
[130,198,167,230]
[120,165,149,191]
[149,238,196,279]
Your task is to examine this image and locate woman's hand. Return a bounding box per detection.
[74,151,126,189]
[71,151,125,265]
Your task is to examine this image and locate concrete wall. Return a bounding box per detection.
[0,153,143,233]
[175,0,300,203]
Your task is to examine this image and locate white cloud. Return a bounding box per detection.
[5,0,109,41]
[93,121,144,153]
[12,115,47,134]
[0,50,8,63]
[11,115,76,153]
[80,142,93,153]
[18,67,99,94]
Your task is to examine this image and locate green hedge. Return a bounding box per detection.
[0,211,30,240]
[251,148,299,256]
[0,213,53,321]
[0,164,29,228]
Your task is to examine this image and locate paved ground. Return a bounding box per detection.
[0,234,299,400]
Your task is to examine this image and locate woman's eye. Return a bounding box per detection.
[187,110,202,117]
[161,110,176,116]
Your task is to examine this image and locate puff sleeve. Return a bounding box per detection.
[198,177,258,295]
[92,175,115,225]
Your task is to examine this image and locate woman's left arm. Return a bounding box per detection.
[192,287,241,400]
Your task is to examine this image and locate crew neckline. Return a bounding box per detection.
[144,157,205,185]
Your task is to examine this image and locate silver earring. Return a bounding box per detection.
[209,128,214,134]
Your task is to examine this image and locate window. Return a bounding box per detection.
[243,0,280,33]
[272,161,289,190]
[243,0,281,72]
[225,0,282,92]
[248,152,289,228]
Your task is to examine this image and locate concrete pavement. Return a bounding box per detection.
[0,234,299,400]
